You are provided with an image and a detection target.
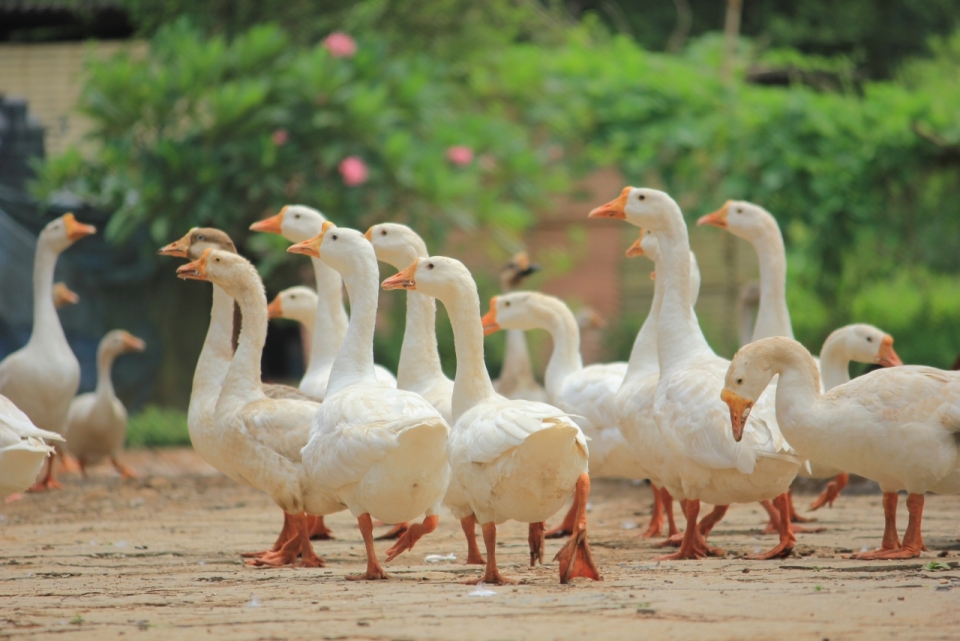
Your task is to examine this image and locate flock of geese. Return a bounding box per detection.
[1,186,958,585]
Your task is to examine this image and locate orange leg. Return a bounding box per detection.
[247,513,323,568]
[696,504,729,538]
[386,514,439,562]
[748,493,795,560]
[59,452,82,474]
[641,484,665,538]
[375,522,409,540]
[809,473,850,511]
[347,513,388,580]
[528,522,546,566]
[242,512,294,558]
[760,499,781,534]
[657,499,706,560]
[111,457,137,480]
[554,474,602,583]
[545,494,578,539]
[852,492,921,560]
[460,515,486,565]
[465,522,517,585]
[29,457,63,492]
[663,488,679,537]
[307,515,336,540]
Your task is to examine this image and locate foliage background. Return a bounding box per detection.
[30,0,960,418]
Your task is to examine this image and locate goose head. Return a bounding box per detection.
[288,223,376,278]
[575,307,606,331]
[52,282,79,308]
[500,252,540,291]
[267,286,317,323]
[824,324,902,368]
[480,292,539,336]
[158,227,237,260]
[697,200,779,241]
[177,248,261,301]
[381,255,473,305]
[40,213,96,253]
[100,329,147,356]
[364,223,428,269]
[250,205,328,244]
[589,187,679,231]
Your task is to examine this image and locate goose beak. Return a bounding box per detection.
[121,332,147,352]
[177,249,211,281]
[287,221,334,258]
[650,271,656,280]
[382,259,418,291]
[588,188,629,220]
[626,236,644,257]
[877,335,903,367]
[53,283,80,306]
[157,229,194,257]
[267,295,284,320]
[63,213,97,241]
[364,226,374,241]
[697,202,730,228]
[481,298,501,336]
[250,208,286,234]
[721,388,752,443]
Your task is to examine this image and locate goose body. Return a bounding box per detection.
[291,225,449,580]
[383,255,599,584]
[64,330,146,476]
[590,187,801,560]
[0,395,63,498]
[0,213,96,489]
[250,206,396,399]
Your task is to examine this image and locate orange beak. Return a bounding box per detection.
[157,229,194,257]
[697,201,730,228]
[382,259,419,291]
[588,187,630,220]
[481,297,501,336]
[720,388,752,443]
[250,208,286,234]
[650,271,656,281]
[52,282,80,306]
[287,221,334,258]
[63,213,97,241]
[176,248,211,281]
[267,295,284,319]
[121,332,147,352]
[364,226,374,241]
[626,235,644,258]
[876,335,903,367]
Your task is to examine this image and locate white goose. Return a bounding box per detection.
[723,337,960,559]
[267,286,317,368]
[491,253,549,403]
[383,255,600,585]
[480,290,644,538]
[64,330,146,477]
[289,225,449,581]
[0,395,64,500]
[0,213,96,490]
[590,187,801,560]
[250,205,396,398]
[177,249,344,567]
[613,229,701,540]
[698,201,903,515]
[365,223,454,423]
[159,229,333,543]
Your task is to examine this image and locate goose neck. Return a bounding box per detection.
[751,226,793,341]
[444,286,497,422]
[536,299,583,397]
[768,344,827,456]
[95,346,119,399]
[308,256,349,372]
[818,333,851,391]
[325,256,379,395]
[624,257,664,382]
[29,240,68,348]
[397,290,446,390]
[221,273,269,403]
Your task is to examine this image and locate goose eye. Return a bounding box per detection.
[427,263,434,269]
[215,257,220,262]
[866,336,873,342]
[291,295,296,299]
[638,194,645,201]
[331,234,338,240]
[295,214,301,219]
[381,229,387,236]
[197,234,205,241]
[504,301,511,307]
[736,209,742,214]
[736,378,743,385]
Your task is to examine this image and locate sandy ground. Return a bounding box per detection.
[2,448,959,641]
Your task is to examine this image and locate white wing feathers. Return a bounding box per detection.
[463,400,587,465]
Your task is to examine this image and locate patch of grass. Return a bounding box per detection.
[126,406,191,448]
[924,561,952,572]
[814,585,823,592]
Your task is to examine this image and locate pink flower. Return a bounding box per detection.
[339,156,368,187]
[446,145,474,166]
[271,129,289,146]
[323,32,357,58]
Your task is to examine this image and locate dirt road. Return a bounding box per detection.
[2,449,958,640]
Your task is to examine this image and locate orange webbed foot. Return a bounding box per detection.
[653,532,684,548]
[464,572,517,586]
[385,515,439,562]
[346,566,388,580]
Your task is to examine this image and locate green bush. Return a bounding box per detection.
[126,405,191,448]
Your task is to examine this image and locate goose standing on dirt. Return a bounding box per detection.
[383,255,600,585]
[64,330,146,478]
[250,206,396,399]
[723,336,960,559]
[590,188,801,560]
[289,225,449,580]
[0,395,64,500]
[0,213,96,490]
